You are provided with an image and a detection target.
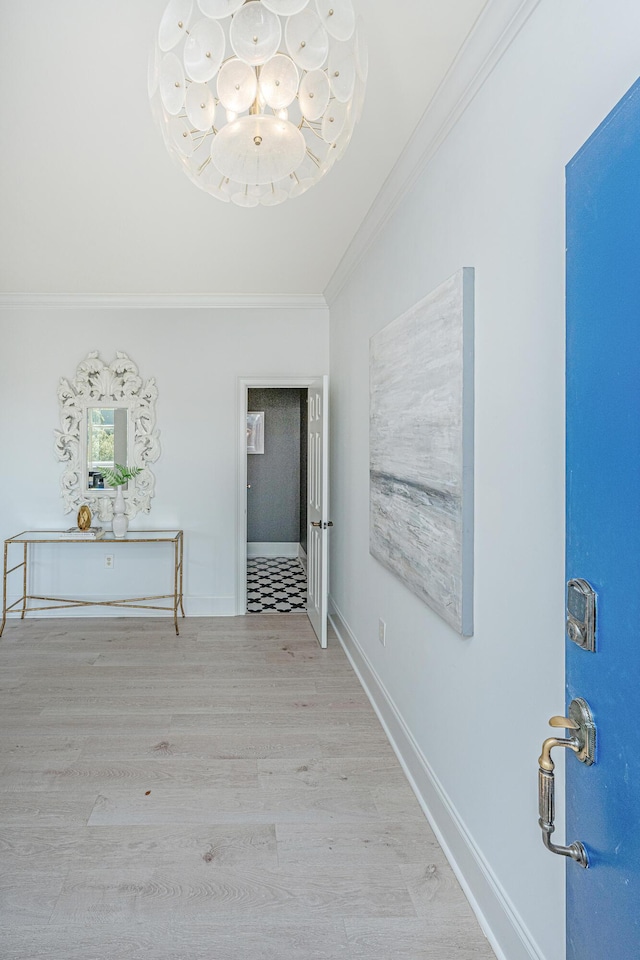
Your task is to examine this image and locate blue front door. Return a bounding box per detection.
[565,78,640,958]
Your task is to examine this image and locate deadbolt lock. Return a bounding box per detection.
[566,578,596,652]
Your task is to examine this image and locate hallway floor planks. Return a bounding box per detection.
[0,614,496,960]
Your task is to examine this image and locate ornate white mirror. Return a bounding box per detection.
[54,352,161,521]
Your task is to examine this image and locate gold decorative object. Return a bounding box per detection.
[77,505,92,530]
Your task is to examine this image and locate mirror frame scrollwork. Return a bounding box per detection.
[54,351,161,521]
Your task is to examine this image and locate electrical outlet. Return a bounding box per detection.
[105,555,114,569]
[378,618,386,646]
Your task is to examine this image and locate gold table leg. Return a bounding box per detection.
[179,532,185,618]
[1,540,28,638]
[173,535,184,636]
[1,541,7,638]
[21,543,28,619]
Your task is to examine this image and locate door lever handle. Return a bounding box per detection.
[537,698,595,869]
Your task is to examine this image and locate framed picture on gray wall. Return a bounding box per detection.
[369,267,474,635]
[247,412,264,454]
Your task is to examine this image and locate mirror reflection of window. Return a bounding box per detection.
[87,407,128,490]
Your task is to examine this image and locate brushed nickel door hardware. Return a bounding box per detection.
[538,697,595,868]
[311,521,334,529]
[566,578,597,651]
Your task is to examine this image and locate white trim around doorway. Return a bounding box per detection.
[236,376,321,616]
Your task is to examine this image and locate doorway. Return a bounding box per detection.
[246,387,308,613]
[236,376,324,622]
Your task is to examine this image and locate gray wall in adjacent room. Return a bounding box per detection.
[247,388,305,543]
[299,390,308,554]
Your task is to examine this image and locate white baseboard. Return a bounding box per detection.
[328,597,545,960]
[298,544,307,568]
[185,596,237,616]
[247,542,300,558]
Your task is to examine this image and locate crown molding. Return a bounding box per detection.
[324,0,543,305]
[0,293,328,310]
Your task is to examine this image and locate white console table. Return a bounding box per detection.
[1,529,184,637]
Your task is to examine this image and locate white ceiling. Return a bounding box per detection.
[0,0,487,297]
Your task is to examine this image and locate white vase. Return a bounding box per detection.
[112,485,128,538]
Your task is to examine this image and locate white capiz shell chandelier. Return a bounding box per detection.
[149,0,367,206]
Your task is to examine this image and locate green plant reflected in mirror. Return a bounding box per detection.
[86,407,129,490]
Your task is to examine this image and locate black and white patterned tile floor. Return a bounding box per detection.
[246,557,307,613]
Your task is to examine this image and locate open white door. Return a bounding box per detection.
[307,376,329,648]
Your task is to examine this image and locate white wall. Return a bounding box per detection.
[327,3,640,959]
[0,304,328,617]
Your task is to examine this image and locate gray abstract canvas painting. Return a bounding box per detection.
[370,268,474,635]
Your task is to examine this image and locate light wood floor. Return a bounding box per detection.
[0,614,496,960]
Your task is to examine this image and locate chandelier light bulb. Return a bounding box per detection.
[149,0,366,206]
